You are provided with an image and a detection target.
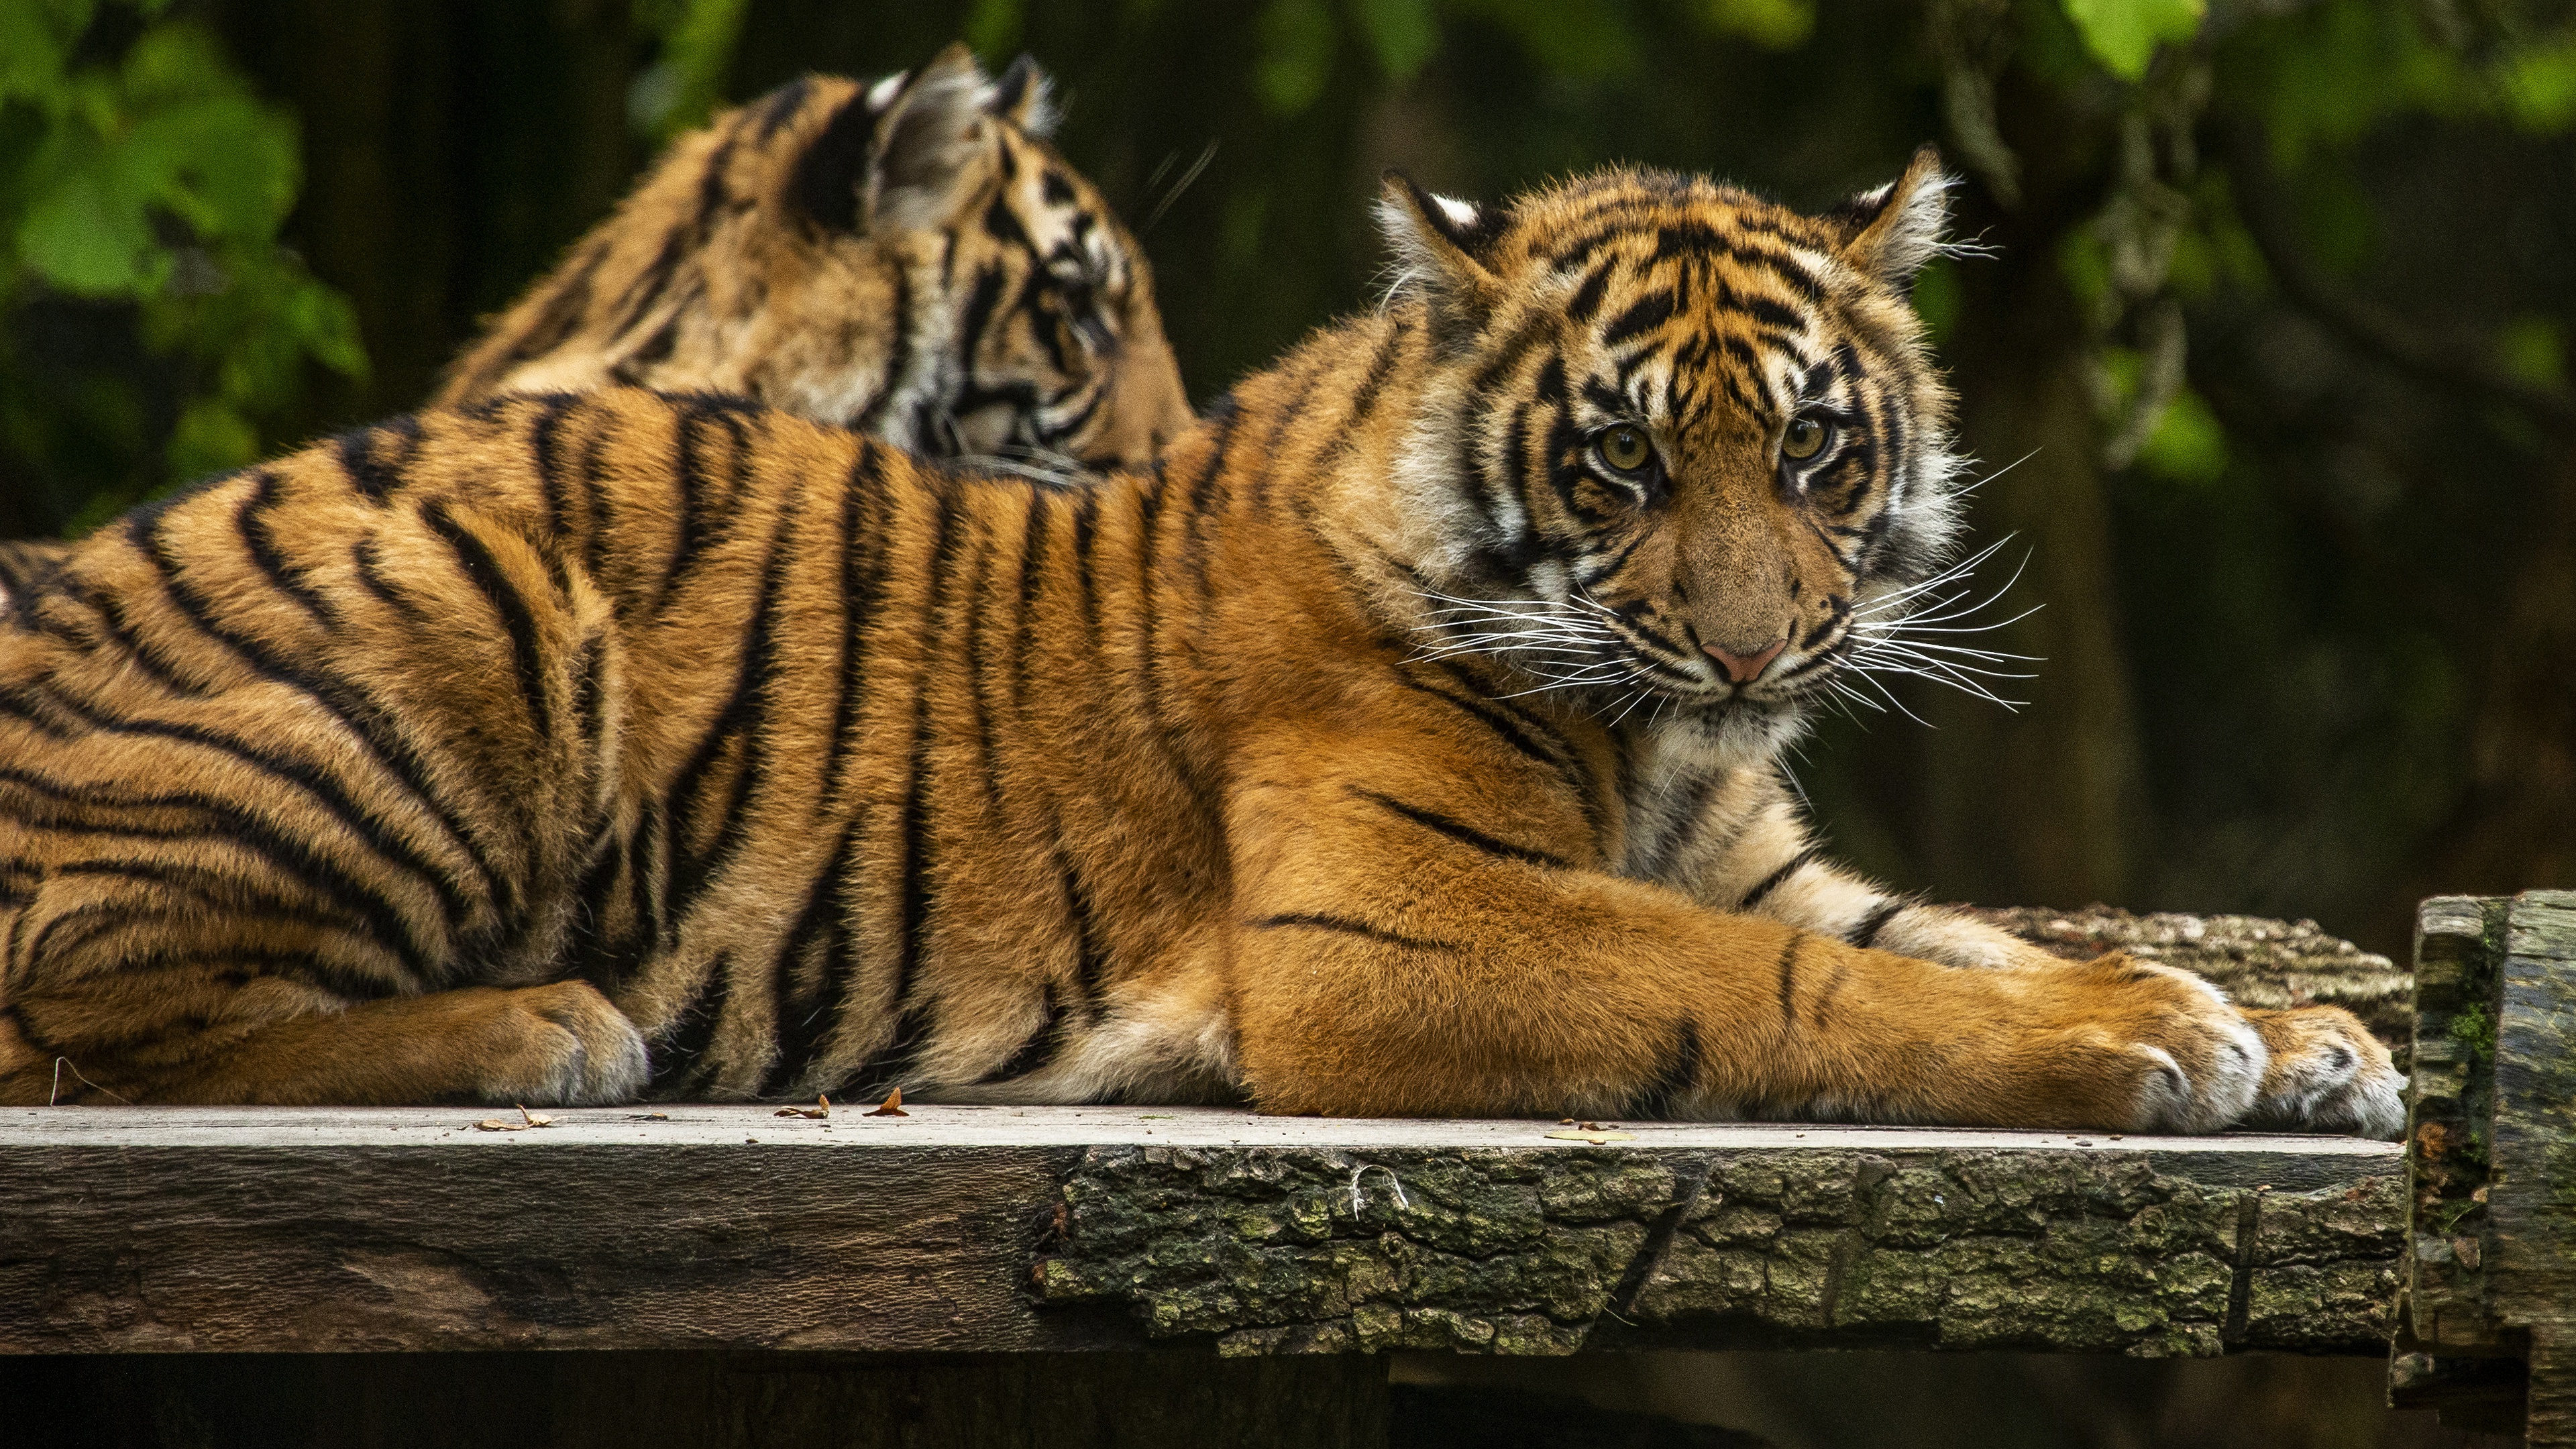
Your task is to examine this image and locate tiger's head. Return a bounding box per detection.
[439,46,1191,472]
[1379,154,1970,763]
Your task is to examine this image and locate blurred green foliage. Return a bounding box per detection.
[0,0,361,531]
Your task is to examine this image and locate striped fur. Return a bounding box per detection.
[437,46,1188,472]
[0,158,2400,1136]
[0,47,1189,613]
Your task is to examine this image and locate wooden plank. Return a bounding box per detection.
[2392,891,2576,1444]
[1,1107,2400,1358]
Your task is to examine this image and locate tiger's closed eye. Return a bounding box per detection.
[1781,413,1830,462]
[1595,424,1654,474]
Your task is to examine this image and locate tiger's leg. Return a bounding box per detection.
[0,975,645,1106]
[1666,765,2404,1130]
[1226,737,2403,1134]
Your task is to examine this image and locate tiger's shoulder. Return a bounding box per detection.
[435,44,1189,473]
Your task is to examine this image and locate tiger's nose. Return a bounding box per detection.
[1705,636,1786,685]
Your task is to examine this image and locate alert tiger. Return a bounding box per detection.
[0,46,1189,610]
[0,153,2402,1135]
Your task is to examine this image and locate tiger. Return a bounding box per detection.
[0,150,2404,1136]
[0,45,1190,611]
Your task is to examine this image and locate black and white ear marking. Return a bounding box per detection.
[1374,170,1508,319]
[865,42,994,234]
[1834,144,1955,287]
[1376,172,1511,348]
[864,69,908,115]
[1389,174,1506,262]
[988,53,1059,136]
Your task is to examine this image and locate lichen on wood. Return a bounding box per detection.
[1032,1142,2403,1358]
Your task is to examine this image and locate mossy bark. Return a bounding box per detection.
[1034,1142,2402,1358]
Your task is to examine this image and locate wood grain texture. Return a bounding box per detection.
[2,1106,2400,1358]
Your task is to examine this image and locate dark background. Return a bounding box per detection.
[5,0,2571,960]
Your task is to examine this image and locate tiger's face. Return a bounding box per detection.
[1385,156,1966,761]
[836,55,1191,470]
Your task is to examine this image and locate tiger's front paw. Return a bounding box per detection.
[2239,1006,2405,1138]
[472,981,649,1106]
[2029,956,2268,1133]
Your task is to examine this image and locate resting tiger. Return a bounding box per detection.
[0,46,1189,608]
[0,152,2404,1134]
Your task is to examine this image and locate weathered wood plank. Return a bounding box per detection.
[1,1108,2400,1358]
[2392,891,2576,1445]
[1034,1136,2402,1357]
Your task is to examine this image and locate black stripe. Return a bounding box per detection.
[1850,898,1907,949]
[761,821,859,1096]
[1251,912,1456,953]
[647,955,729,1093]
[1354,789,1570,870]
[668,487,806,917]
[237,472,337,625]
[822,446,888,797]
[977,985,1065,1083]
[1601,290,1677,347]
[335,417,420,502]
[1738,845,1818,912]
[1625,1019,1702,1120]
[892,490,964,1033]
[1565,259,1616,324]
[1775,932,1805,1028]
[1394,674,1566,773]
[423,501,554,749]
[529,396,579,542]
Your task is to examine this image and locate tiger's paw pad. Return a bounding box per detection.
[2241,1006,2405,1139]
[477,982,648,1106]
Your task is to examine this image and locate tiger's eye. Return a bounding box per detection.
[1781,415,1829,462]
[1597,425,1652,472]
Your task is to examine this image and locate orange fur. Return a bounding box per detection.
[0,158,2400,1135]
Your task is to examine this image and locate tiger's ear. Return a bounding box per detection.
[865,42,995,233]
[987,53,1058,136]
[1375,172,1505,347]
[1833,145,1954,287]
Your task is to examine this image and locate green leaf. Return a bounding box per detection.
[1256,0,1338,115]
[2137,386,2226,484]
[627,0,748,141]
[965,0,1025,58]
[2061,0,2203,80]
[1695,0,1816,50]
[19,168,163,296]
[1350,0,1438,80]
[2498,317,2565,390]
[1458,0,1639,76]
[166,396,258,482]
